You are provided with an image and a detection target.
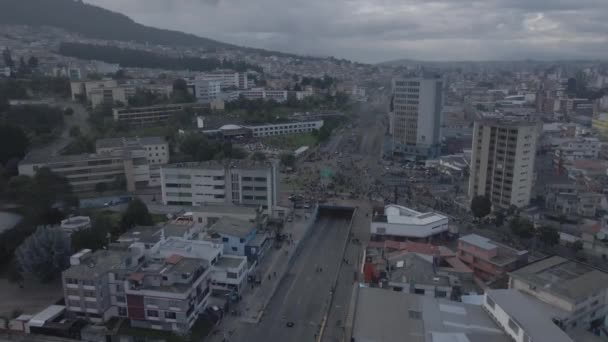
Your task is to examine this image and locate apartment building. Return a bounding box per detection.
[196,71,249,90]
[457,234,528,281]
[96,136,169,186]
[247,120,323,137]
[62,231,223,333]
[160,160,278,210]
[390,75,443,158]
[230,88,289,103]
[192,79,222,103]
[70,79,118,101]
[88,86,129,108]
[370,204,449,241]
[468,116,538,208]
[509,256,608,331]
[18,149,148,192]
[208,217,258,257]
[210,255,248,296]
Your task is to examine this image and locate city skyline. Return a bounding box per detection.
[84,0,608,63]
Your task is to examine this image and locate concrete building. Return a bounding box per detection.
[88,86,128,108]
[370,204,449,241]
[210,255,248,296]
[195,72,249,90]
[382,253,455,299]
[509,256,608,331]
[70,79,118,101]
[203,120,323,139]
[390,75,443,158]
[483,289,574,342]
[348,287,510,342]
[96,136,169,186]
[18,149,149,193]
[192,79,222,103]
[186,203,260,227]
[207,217,258,257]
[160,160,278,210]
[112,103,211,125]
[554,137,600,162]
[457,234,528,281]
[468,116,538,208]
[230,88,289,103]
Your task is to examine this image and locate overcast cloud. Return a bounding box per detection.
[84,0,608,63]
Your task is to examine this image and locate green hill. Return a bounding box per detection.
[0,0,298,57]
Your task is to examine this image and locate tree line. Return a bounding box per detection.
[58,42,263,73]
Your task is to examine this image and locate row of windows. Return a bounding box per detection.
[147,310,177,319]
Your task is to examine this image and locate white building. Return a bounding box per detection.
[210,255,248,296]
[196,71,249,90]
[160,159,278,210]
[247,120,323,137]
[193,80,222,103]
[231,88,289,103]
[391,75,443,158]
[60,216,91,234]
[483,289,573,342]
[468,116,538,208]
[555,137,600,161]
[96,136,169,186]
[370,204,448,240]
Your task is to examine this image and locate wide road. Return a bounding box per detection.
[227,215,352,342]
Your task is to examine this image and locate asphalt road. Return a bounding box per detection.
[226,215,352,342]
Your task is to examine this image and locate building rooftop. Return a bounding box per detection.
[209,217,256,239]
[96,136,167,150]
[118,225,163,244]
[486,289,573,342]
[63,250,132,279]
[352,287,509,342]
[215,256,245,269]
[388,253,451,288]
[509,256,608,302]
[157,237,222,263]
[373,204,447,226]
[459,234,527,266]
[164,159,274,171]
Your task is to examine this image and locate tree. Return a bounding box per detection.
[17,56,29,75]
[69,126,81,137]
[280,153,296,168]
[510,217,534,239]
[470,196,492,219]
[251,152,266,161]
[179,133,217,161]
[2,48,14,68]
[537,226,559,247]
[0,125,29,165]
[494,211,505,227]
[71,214,113,252]
[27,56,39,69]
[95,182,108,196]
[6,260,23,287]
[15,226,72,282]
[121,198,152,230]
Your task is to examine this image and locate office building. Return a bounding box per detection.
[160,159,278,210]
[19,150,148,193]
[554,137,600,161]
[70,79,118,101]
[348,287,510,342]
[457,234,528,281]
[88,86,129,108]
[468,116,538,208]
[370,204,449,241]
[96,136,169,186]
[203,120,323,139]
[192,79,222,103]
[195,71,249,90]
[230,88,289,103]
[390,75,443,158]
[509,256,608,331]
[112,103,212,125]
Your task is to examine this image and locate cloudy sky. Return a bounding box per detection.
[84,0,608,63]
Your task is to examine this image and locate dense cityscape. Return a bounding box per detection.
[2,1,608,342]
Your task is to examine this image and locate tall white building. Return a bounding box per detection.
[193,80,222,103]
[196,72,249,90]
[468,116,538,208]
[390,75,443,158]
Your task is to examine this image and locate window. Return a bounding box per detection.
[508,318,520,334]
[84,290,96,297]
[408,310,422,320]
[147,310,159,317]
[118,307,127,316]
[231,247,238,252]
[222,237,229,242]
[66,278,78,285]
[227,272,238,279]
[165,311,177,319]
[68,300,80,307]
[116,296,126,303]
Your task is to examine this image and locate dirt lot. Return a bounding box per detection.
[0,275,63,318]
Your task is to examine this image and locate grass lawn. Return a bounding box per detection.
[262,133,318,150]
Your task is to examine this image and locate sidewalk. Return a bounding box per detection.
[207,209,316,340]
